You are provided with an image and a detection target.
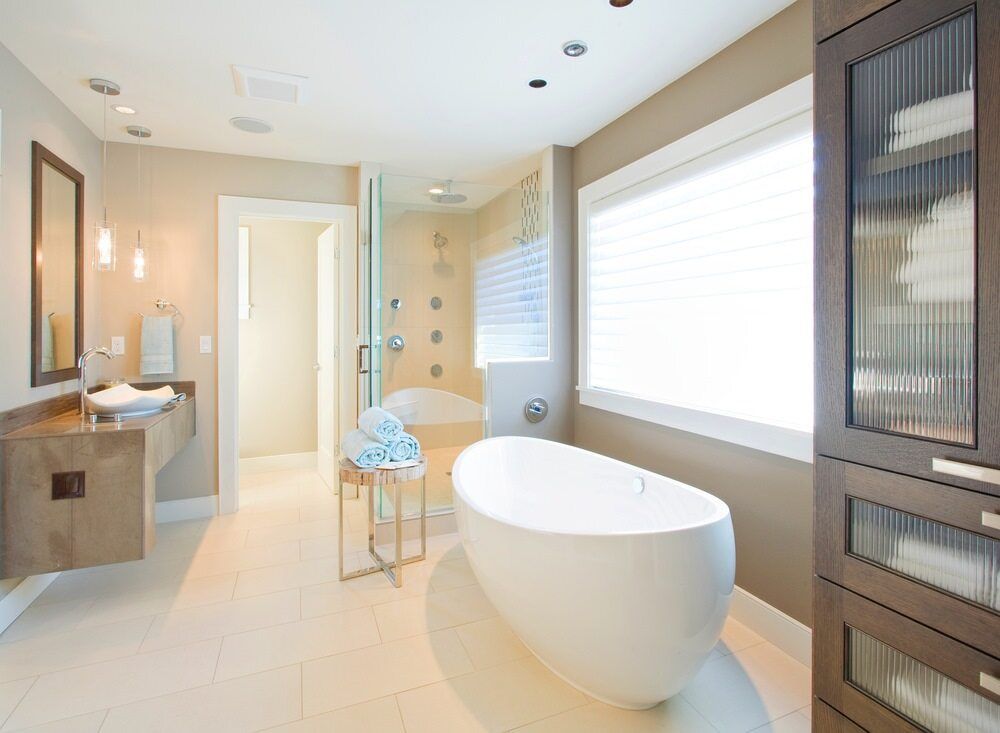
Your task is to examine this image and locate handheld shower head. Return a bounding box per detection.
[433,232,448,250]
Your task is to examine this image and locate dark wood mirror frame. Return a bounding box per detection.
[31,141,84,387]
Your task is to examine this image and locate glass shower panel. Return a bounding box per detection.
[372,173,548,520]
[849,11,976,444]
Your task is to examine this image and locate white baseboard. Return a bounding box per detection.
[0,573,59,634]
[239,451,317,474]
[730,585,811,668]
[155,495,218,523]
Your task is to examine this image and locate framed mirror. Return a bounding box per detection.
[31,141,84,387]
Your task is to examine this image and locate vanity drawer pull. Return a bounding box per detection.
[932,457,1000,486]
[984,511,1000,531]
[981,672,1000,697]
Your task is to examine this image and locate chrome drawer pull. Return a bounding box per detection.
[932,458,1000,486]
[981,672,1000,696]
[985,511,1000,531]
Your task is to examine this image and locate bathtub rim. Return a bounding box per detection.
[452,436,732,538]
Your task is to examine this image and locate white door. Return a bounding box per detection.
[316,225,338,489]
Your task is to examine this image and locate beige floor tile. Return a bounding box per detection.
[514,697,714,732]
[0,599,94,644]
[681,642,812,733]
[373,584,496,642]
[263,696,403,733]
[455,617,530,670]
[182,541,300,578]
[32,558,191,607]
[214,607,379,681]
[298,530,370,560]
[210,508,301,532]
[145,526,249,560]
[715,617,766,657]
[752,709,812,732]
[396,656,588,733]
[78,573,238,629]
[245,519,338,548]
[301,629,474,716]
[0,616,152,683]
[3,639,221,730]
[5,710,108,732]
[101,664,301,732]
[233,557,340,598]
[0,678,35,724]
[140,589,300,652]
[427,557,478,591]
[299,570,430,619]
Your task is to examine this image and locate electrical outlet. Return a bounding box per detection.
[110,336,125,355]
[199,335,212,354]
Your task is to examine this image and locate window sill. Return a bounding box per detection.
[577,387,813,464]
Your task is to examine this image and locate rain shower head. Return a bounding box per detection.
[430,180,467,204]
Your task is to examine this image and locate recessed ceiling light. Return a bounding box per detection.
[112,104,136,115]
[428,185,446,195]
[609,0,634,6]
[229,116,273,134]
[528,79,548,89]
[562,41,588,58]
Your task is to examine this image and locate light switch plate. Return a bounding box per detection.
[110,336,125,355]
[199,335,212,354]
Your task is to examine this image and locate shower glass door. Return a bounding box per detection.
[369,173,549,519]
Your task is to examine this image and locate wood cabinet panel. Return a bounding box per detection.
[814,0,898,42]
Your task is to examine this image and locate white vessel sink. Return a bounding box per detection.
[85,384,176,418]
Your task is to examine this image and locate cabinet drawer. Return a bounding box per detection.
[815,579,1000,732]
[814,699,867,732]
[815,457,1000,658]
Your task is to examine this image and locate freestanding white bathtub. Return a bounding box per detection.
[452,436,735,710]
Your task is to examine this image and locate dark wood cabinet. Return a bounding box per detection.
[814,0,1000,729]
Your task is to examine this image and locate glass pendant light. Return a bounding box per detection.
[126,125,152,282]
[89,78,120,271]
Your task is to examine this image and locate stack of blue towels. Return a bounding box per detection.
[341,407,421,469]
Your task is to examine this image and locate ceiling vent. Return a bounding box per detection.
[232,65,307,104]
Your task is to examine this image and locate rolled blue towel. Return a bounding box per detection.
[358,406,403,444]
[341,429,389,468]
[386,432,421,462]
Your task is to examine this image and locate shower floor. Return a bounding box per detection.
[377,444,465,519]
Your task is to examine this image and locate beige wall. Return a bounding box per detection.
[571,0,814,625]
[100,144,356,501]
[0,41,103,411]
[238,218,330,459]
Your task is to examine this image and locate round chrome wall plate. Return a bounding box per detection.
[388,335,405,351]
[430,296,442,310]
[524,397,548,423]
[430,364,443,378]
[431,330,443,344]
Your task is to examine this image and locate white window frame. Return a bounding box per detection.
[577,76,814,463]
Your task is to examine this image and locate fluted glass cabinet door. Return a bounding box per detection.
[850,10,975,445]
[815,0,1000,491]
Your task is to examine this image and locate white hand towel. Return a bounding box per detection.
[140,315,175,375]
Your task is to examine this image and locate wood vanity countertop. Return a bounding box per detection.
[0,381,195,441]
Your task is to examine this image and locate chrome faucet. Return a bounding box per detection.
[78,346,115,420]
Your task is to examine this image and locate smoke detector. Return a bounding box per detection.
[232,65,307,104]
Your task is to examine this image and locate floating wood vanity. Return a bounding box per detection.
[0,382,195,576]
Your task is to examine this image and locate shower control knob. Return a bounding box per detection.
[390,298,402,310]
[524,397,548,423]
[388,335,405,351]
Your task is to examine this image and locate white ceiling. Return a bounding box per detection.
[0,0,792,183]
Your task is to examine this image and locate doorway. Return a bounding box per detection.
[218,197,357,515]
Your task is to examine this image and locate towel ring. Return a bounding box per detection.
[137,299,182,319]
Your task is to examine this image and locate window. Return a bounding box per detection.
[578,78,813,462]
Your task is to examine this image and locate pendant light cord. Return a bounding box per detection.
[136,131,142,245]
[102,90,108,222]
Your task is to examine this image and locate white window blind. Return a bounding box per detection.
[474,234,549,368]
[584,110,813,435]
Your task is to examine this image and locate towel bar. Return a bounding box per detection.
[137,299,182,319]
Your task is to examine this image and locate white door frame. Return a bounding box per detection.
[218,196,357,515]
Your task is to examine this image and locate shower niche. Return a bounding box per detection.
[370,172,549,518]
